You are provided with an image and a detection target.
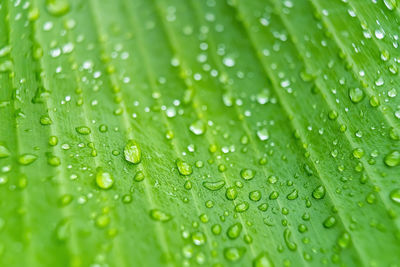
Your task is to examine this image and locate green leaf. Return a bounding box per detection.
[1,0,399,266]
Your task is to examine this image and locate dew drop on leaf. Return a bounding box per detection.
[191,231,206,246]
[224,247,246,262]
[18,154,37,165]
[40,115,52,125]
[249,190,262,202]
[240,168,255,180]
[176,159,193,176]
[227,223,242,239]
[226,187,238,200]
[283,228,297,251]
[124,140,141,164]
[312,185,326,199]
[384,150,400,167]
[323,216,336,228]
[75,126,91,135]
[0,145,10,158]
[149,209,171,222]
[46,0,70,16]
[235,202,249,213]
[96,169,114,189]
[349,88,364,103]
[202,180,225,191]
[257,128,270,141]
[389,189,400,205]
[189,120,206,135]
[253,252,274,267]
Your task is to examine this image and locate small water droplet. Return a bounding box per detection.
[0,145,10,158]
[124,140,141,164]
[227,223,242,239]
[96,169,114,189]
[46,0,70,16]
[312,185,326,199]
[240,168,255,180]
[224,247,246,262]
[149,209,171,222]
[257,128,270,141]
[18,154,37,165]
[75,126,91,135]
[176,159,193,176]
[189,120,206,135]
[349,88,364,103]
[389,189,400,205]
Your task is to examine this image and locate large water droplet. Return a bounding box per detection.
[202,180,225,191]
[384,150,400,167]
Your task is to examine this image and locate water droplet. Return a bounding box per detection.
[323,216,336,228]
[249,190,262,201]
[40,115,52,125]
[0,145,10,158]
[46,0,70,16]
[96,169,114,189]
[211,224,222,235]
[49,136,58,146]
[192,231,206,245]
[235,202,249,213]
[75,126,91,135]
[55,219,70,241]
[352,148,364,159]
[18,154,37,165]
[189,120,206,135]
[283,228,297,251]
[176,159,193,175]
[223,57,235,67]
[269,191,279,200]
[96,214,110,228]
[349,88,364,103]
[47,153,61,166]
[226,187,238,200]
[384,150,400,167]
[149,209,171,222]
[240,168,255,180]
[202,180,225,191]
[257,128,270,141]
[337,231,351,248]
[227,223,242,239]
[287,189,298,200]
[389,189,400,205]
[134,171,145,182]
[253,252,274,267]
[124,140,141,164]
[312,185,326,199]
[224,247,246,262]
